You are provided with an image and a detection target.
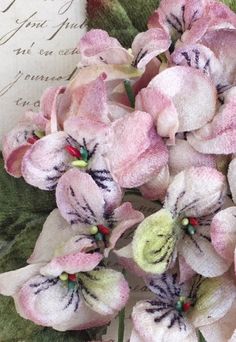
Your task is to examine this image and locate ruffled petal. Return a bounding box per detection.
[22,132,72,190]
[28,209,76,264]
[165,167,226,218]
[148,66,216,132]
[135,87,179,142]
[132,299,197,342]
[2,119,35,177]
[0,264,43,296]
[69,74,110,123]
[139,166,170,201]
[179,255,195,283]
[79,268,129,315]
[169,139,216,176]
[199,301,236,342]
[78,29,132,66]
[14,274,83,327]
[187,98,236,154]
[132,209,177,274]
[87,155,123,209]
[106,111,168,188]
[56,168,105,225]
[228,158,236,203]
[189,275,236,327]
[171,43,224,85]
[211,207,236,262]
[132,28,171,69]
[179,225,231,277]
[105,202,144,256]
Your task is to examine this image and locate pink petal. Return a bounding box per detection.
[199,301,236,342]
[132,299,197,342]
[135,87,179,142]
[69,74,110,123]
[40,86,64,120]
[133,59,160,95]
[130,329,145,342]
[179,255,196,283]
[187,99,236,154]
[211,207,236,262]
[169,139,216,176]
[40,249,103,277]
[179,225,231,277]
[165,167,226,218]
[106,111,168,187]
[28,209,76,264]
[56,168,105,225]
[0,264,43,296]
[139,166,170,201]
[132,28,171,69]
[78,29,132,66]
[22,132,72,190]
[105,203,144,256]
[149,66,216,132]
[171,43,224,85]
[228,158,236,204]
[200,29,236,86]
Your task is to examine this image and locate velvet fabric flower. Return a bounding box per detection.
[130,272,236,342]
[0,210,129,331]
[132,167,230,277]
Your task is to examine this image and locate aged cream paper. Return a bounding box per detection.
[0,0,87,144]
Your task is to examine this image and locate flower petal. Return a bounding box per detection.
[56,168,105,225]
[211,207,236,262]
[28,209,76,264]
[132,28,171,69]
[148,66,216,132]
[22,132,72,190]
[179,255,195,283]
[105,202,144,256]
[132,299,197,342]
[165,167,226,218]
[139,166,170,201]
[187,98,236,154]
[78,29,132,66]
[189,275,236,327]
[14,274,82,327]
[169,139,216,176]
[199,301,236,342]
[228,158,236,204]
[132,209,177,274]
[0,264,43,296]
[107,111,168,187]
[79,268,129,315]
[179,225,231,277]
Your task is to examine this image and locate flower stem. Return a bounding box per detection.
[124,80,135,108]
[118,306,125,342]
[198,330,206,342]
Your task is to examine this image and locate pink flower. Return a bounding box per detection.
[130,272,236,342]
[0,210,130,331]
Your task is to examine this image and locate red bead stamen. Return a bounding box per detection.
[68,274,77,282]
[65,145,81,159]
[97,224,110,235]
[189,217,199,226]
[27,136,39,145]
[183,302,191,312]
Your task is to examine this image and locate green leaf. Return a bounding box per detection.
[86,0,160,48]
[221,0,236,12]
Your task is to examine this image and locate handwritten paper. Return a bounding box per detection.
[0,0,87,144]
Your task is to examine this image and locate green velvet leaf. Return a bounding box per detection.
[86,0,160,48]
[221,0,236,12]
[0,156,106,340]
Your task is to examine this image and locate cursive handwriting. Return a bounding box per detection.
[48,17,85,40]
[58,0,76,15]
[1,0,17,13]
[0,12,47,46]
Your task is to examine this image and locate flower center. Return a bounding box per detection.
[175,296,192,313]
[65,145,89,168]
[181,217,199,236]
[59,272,78,290]
[27,130,45,144]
